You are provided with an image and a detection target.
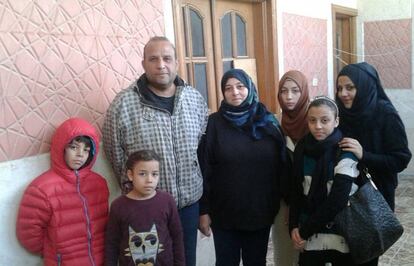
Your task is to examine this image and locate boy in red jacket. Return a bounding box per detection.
[16,117,109,266]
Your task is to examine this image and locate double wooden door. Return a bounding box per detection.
[174,0,257,111]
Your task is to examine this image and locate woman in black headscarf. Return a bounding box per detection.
[198,69,286,266]
[336,62,411,266]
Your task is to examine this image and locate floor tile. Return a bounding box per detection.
[266,175,414,266]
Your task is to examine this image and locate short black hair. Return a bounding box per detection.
[126,150,161,170]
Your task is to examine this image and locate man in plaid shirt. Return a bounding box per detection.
[103,36,209,266]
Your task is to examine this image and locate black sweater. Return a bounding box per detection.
[198,113,282,230]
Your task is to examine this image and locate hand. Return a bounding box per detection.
[199,214,211,237]
[291,228,305,251]
[339,137,363,159]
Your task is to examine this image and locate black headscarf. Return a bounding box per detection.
[335,62,397,138]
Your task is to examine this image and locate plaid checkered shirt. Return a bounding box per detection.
[103,78,209,208]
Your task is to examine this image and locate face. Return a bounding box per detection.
[142,40,178,91]
[337,75,357,109]
[307,105,339,141]
[127,160,160,200]
[279,79,302,110]
[223,78,249,106]
[64,140,91,170]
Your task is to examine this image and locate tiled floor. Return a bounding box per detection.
[266,174,414,266]
[379,174,414,266]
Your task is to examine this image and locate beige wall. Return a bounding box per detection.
[280,12,328,97]
[0,0,167,264]
[357,0,414,174]
[0,0,165,162]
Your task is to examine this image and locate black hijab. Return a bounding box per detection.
[335,62,397,138]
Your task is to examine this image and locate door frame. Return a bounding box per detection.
[172,0,280,113]
[332,4,358,83]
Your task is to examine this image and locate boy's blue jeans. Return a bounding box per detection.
[178,201,199,266]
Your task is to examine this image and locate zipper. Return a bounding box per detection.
[56,254,62,266]
[75,171,96,266]
[170,115,182,208]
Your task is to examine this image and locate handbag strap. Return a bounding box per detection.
[335,147,378,190]
[361,167,379,190]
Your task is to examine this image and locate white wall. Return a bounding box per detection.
[357,0,411,21]
[277,0,357,19]
[0,154,48,266]
[163,0,176,43]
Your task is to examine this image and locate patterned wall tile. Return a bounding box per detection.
[364,19,411,89]
[0,0,165,162]
[282,13,328,97]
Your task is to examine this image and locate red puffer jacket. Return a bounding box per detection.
[16,118,109,266]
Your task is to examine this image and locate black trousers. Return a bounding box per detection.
[212,226,271,266]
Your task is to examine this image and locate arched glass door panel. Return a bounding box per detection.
[220,11,247,72]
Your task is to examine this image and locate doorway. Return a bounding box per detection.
[332,5,358,82]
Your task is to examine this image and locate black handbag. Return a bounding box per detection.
[334,168,404,264]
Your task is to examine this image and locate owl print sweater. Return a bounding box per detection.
[105,190,185,266]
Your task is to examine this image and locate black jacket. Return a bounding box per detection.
[341,102,411,208]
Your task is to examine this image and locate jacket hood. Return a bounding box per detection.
[50,117,100,182]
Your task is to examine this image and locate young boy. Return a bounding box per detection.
[105,150,185,266]
[16,117,109,266]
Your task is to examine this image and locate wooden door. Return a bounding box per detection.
[213,0,256,103]
[174,0,278,112]
[174,0,217,110]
